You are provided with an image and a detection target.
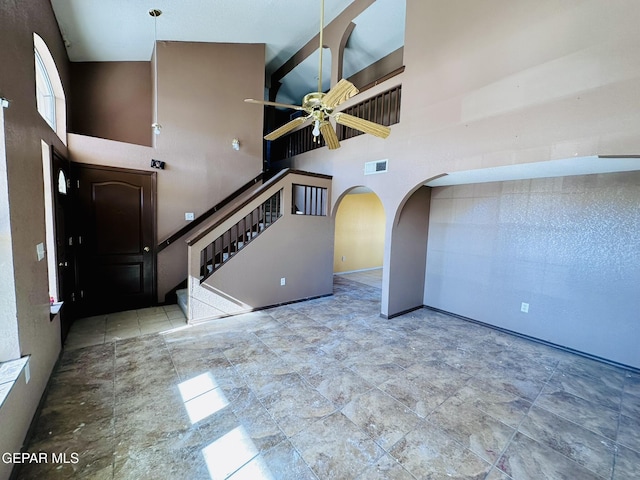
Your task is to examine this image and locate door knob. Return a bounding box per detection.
[144,246,150,252]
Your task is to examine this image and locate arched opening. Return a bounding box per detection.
[33,33,66,143]
[384,185,431,318]
[333,186,385,290]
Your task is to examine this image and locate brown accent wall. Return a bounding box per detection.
[69,41,265,301]
[69,62,152,146]
[0,1,70,477]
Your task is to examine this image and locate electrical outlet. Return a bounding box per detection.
[280,277,286,286]
[521,302,529,313]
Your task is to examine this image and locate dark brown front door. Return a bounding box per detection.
[75,164,156,315]
[51,149,76,341]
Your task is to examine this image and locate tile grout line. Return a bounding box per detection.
[248,313,391,480]
[28,272,636,479]
[281,308,449,480]
[221,323,322,480]
[484,360,559,479]
[110,338,117,479]
[610,374,629,480]
[495,361,618,480]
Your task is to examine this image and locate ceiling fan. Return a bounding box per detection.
[244,0,391,150]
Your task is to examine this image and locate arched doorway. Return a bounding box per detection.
[383,185,431,318]
[333,186,385,290]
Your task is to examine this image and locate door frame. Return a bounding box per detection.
[50,147,76,340]
[72,162,158,315]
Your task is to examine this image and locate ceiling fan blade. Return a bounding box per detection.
[319,121,340,150]
[264,116,310,141]
[244,98,306,111]
[334,113,391,139]
[323,79,359,109]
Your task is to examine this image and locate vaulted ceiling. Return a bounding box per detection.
[51,0,406,103]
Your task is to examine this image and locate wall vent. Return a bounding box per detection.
[364,159,388,175]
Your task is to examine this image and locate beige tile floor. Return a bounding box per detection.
[16,270,640,479]
[65,304,187,350]
[334,268,384,289]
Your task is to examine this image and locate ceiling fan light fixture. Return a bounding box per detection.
[244,0,390,150]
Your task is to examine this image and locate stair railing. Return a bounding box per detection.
[157,171,264,252]
[271,84,402,160]
[199,189,283,281]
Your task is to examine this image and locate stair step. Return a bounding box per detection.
[176,288,188,317]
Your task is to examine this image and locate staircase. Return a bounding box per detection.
[176,288,188,317]
[183,169,334,323]
[199,188,282,282]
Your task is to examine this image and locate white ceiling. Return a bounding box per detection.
[275,0,406,104]
[425,156,640,187]
[51,0,405,100]
[52,0,353,69]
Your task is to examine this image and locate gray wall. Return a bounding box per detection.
[424,172,640,369]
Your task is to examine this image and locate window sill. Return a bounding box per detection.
[50,301,63,315]
[50,301,63,321]
[0,356,30,408]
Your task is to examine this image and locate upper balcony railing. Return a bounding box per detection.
[270,84,402,161]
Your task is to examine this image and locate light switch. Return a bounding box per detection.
[185,212,195,221]
[36,243,45,261]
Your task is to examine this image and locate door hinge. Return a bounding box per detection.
[80,290,84,299]
[71,292,75,302]
[78,236,82,245]
[68,237,73,246]
[76,179,80,188]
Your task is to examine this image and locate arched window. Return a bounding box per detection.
[33,33,66,143]
[57,169,68,195]
[35,48,56,130]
